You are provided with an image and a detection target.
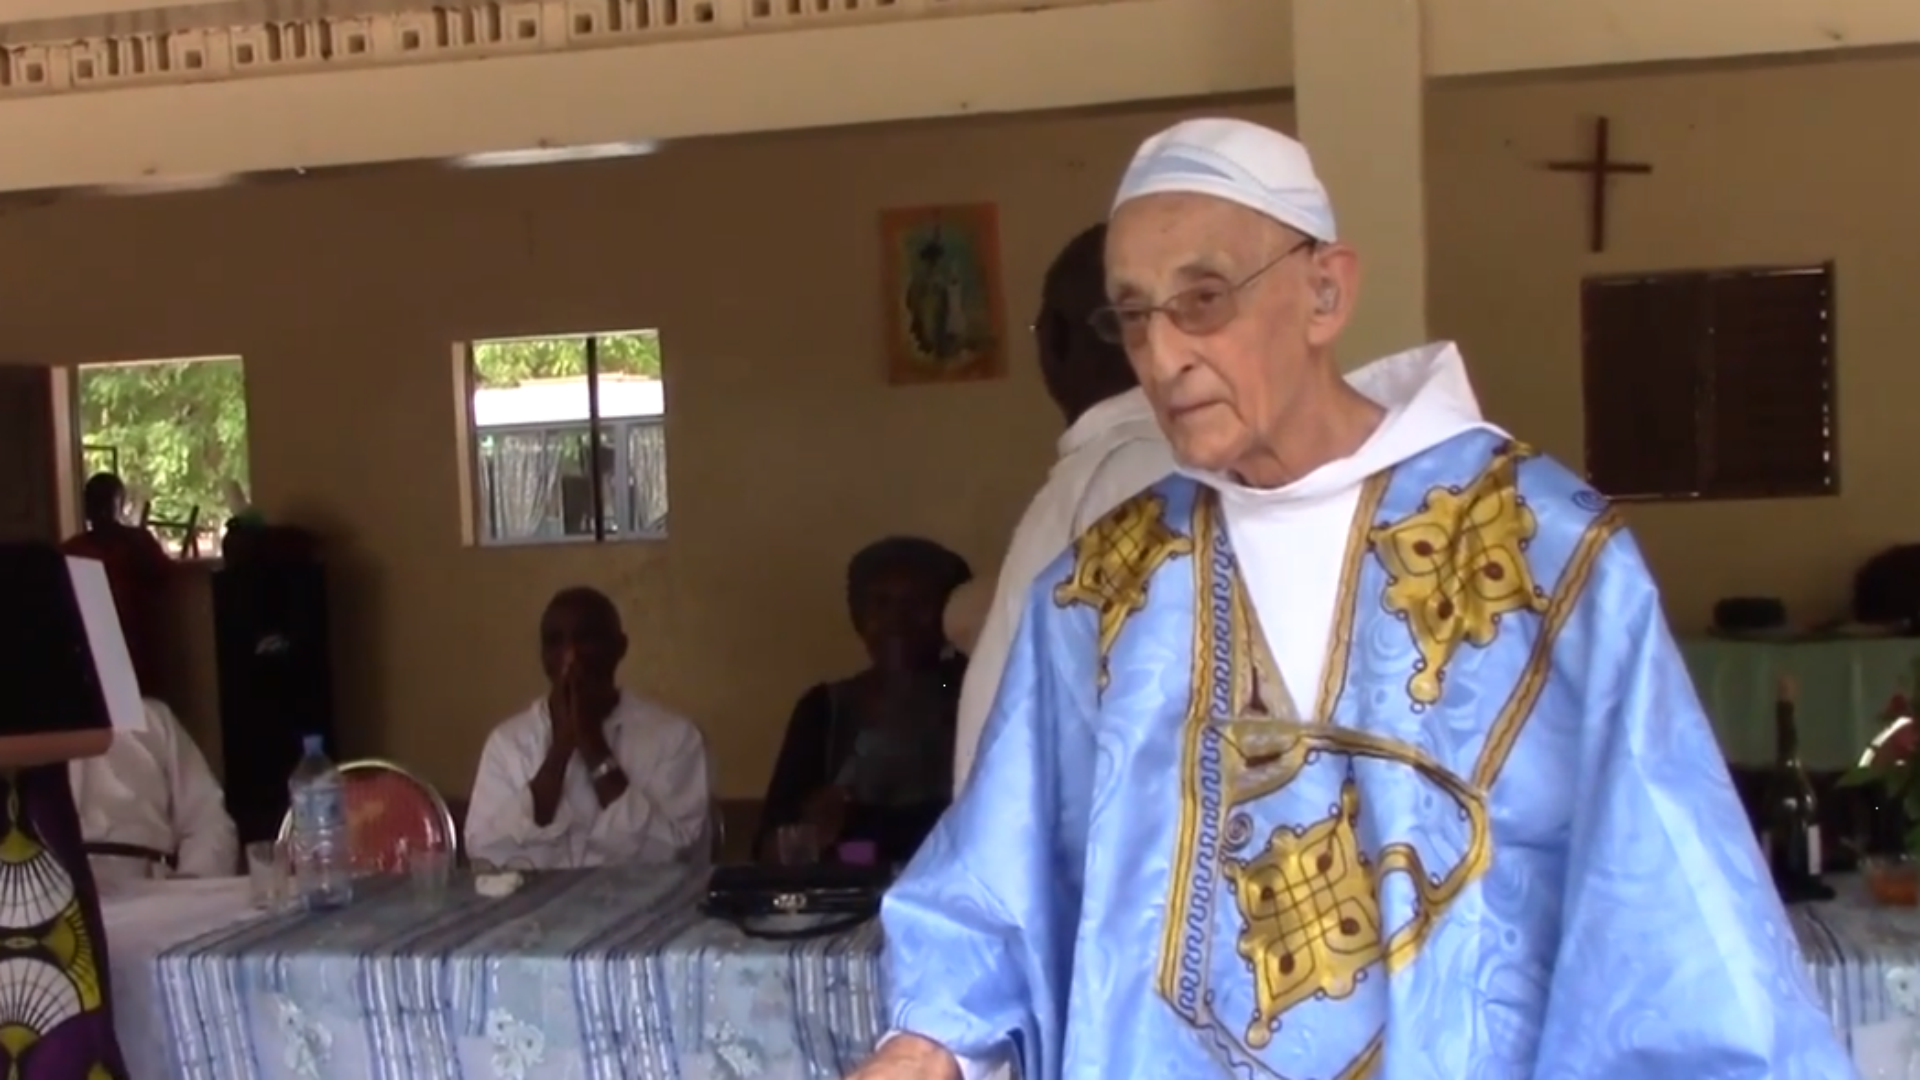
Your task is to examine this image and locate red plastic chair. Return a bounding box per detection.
[277,759,458,873]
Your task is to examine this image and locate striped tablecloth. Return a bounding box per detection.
[154,865,885,1080]
[149,865,1918,1079]
[1794,875,1920,1065]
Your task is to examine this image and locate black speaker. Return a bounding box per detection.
[212,554,337,844]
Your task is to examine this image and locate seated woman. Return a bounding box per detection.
[756,536,972,865]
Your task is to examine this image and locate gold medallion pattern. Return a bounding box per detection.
[1369,443,1549,706]
[1157,458,1538,1080]
[1145,444,1623,1080]
[1054,492,1195,688]
[1197,721,1492,1063]
[1224,780,1381,1048]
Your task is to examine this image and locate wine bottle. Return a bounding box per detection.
[1764,678,1833,902]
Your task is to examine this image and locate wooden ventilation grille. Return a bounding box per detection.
[1580,263,1836,501]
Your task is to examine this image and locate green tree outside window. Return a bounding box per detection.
[72,332,665,554]
[76,356,250,553]
[470,331,661,387]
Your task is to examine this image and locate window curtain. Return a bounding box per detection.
[627,421,669,533]
[482,432,566,540]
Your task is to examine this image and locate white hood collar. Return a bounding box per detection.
[1183,341,1504,504]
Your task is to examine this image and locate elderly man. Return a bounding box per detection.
[950,223,1174,793]
[855,119,1852,1080]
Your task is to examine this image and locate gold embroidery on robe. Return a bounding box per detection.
[1227,578,1292,722]
[1054,492,1194,688]
[1473,506,1622,788]
[1158,480,1494,1080]
[1203,724,1492,1051]
[1224,780,1381,1048]
[1312,475,1395,720]
[1369,443,1549,706]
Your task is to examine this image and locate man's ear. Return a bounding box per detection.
[1306,243,1361,348]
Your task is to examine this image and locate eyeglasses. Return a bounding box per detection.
[1088,239,1316,347]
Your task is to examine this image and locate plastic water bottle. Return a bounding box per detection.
[288,734,353,910]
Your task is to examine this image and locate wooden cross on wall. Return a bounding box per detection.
[1545,117,1653,253]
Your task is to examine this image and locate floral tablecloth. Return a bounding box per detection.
[153,866,885,1080]
[1794,876,1920,1078]
[153,862,1920,1080]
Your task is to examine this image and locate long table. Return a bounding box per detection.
[106,869,1920,1079]
[111,868,885,1080]
[1796,876,1920,1075]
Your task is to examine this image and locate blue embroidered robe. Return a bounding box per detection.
[882,431,1855,1080]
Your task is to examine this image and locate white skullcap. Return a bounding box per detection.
[1111,118,1337,242]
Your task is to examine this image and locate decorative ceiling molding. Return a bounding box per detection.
[0,1,519,43]
[0,0,1105,96]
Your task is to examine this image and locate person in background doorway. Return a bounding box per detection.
[757,537,972,865]
[466,586,711,869]
[71,697,237,889]
[948,224,1176,794]
[60,472,173,694]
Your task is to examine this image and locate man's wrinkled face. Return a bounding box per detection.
[1103,194,1337,478]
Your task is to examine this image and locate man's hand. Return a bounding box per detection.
[557,653,628,809]
[549,654,582,759]
[846,1034,961,1080]
[529,652,580,828]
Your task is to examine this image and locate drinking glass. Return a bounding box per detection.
[246,839,291,911]
[405,841,452,898]
[775,823,820,866]
[1867,854,1919,907]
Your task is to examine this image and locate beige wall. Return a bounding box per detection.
[1428,56,1919,634]
[2,54,1911,796]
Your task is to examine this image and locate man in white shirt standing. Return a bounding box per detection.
[465,586,711,869]
[950,224,1176,792]
[71,697,238,887]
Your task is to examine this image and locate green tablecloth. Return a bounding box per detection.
[1681,636,1920,769]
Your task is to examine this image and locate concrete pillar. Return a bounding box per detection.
[1292,0,1428,368]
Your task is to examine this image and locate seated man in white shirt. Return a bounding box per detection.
[70,697,239,888]
[465,586,711,869]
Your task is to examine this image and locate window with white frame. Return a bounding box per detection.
[463,330,668,545]
[73,355,252,559]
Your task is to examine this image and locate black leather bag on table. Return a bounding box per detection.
[702,863,893,941]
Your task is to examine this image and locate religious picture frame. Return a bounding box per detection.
[878,203,1008,386]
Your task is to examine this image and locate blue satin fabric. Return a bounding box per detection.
[883,430,1857,1080]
